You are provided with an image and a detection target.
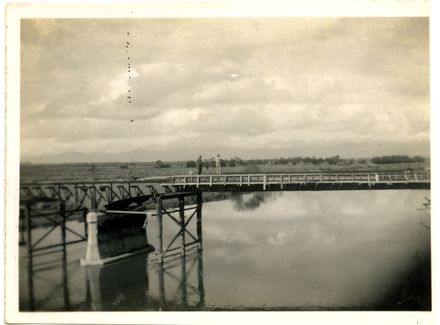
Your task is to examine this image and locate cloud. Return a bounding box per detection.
[20,18,429,158]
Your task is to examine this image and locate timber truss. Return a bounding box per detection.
[20,180,175,210]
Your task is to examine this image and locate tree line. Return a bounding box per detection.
[183,155,425,168]
[185,155,345,168]
[370,155,425,164]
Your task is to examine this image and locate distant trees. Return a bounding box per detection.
[371,155,425,164]
[218,157,246,167]
[269,155,341,166]
[186,156,344,167]
[326,155,341,165]
[203,159,215,169]
[182,154,425,169]
[186,157,246,169]
[155,160,170,168]
[186,160,197,168]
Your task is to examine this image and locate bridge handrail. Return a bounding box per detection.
[19,171,430,186]
[168,171,430,184]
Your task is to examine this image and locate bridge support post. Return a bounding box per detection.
[158,259,165,307]
[60,200,71,309]
[60,201,66,251]
[196,192,203,250]
[179,196,186,258]
[82,208,88,239]
[156,196,163,263]
[180,254,188,308]
[25,202,35,311]
[197,246,205,307]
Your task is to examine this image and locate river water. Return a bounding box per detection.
[19,190,431,311]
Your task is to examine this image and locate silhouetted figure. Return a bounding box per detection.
[196,155,203,175]
[215,154,221,175]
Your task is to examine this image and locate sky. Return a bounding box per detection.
[20,18,430,161]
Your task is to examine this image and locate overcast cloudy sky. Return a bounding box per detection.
[21,18,429,160]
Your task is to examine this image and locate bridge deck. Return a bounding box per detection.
[162,172,430,191]
[19,171,430,209]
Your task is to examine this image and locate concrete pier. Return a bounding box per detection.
[81,211,153,266]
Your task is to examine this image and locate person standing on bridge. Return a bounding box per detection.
[215,154,221,175]
[196,155,203,175]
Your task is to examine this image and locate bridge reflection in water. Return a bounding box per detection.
[86,246,204,311]
[21,242,204,311]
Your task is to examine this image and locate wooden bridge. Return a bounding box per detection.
[20,171,430,210]
[163,171,430,192]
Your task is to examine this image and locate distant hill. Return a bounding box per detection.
[20,140,430,164]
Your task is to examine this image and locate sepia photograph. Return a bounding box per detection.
[4,1,434,324]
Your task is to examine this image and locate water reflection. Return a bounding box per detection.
[85,247,204,311]
[20,190,431,311]
[230,192,282,211]
[201,190,431,310]
[21,241,204,311]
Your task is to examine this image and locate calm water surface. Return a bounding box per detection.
[19,190,431,311]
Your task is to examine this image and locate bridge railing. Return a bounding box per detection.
[168,171,430,187]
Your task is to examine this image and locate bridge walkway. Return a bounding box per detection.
[162,171,430,191]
